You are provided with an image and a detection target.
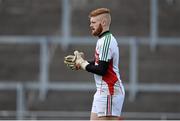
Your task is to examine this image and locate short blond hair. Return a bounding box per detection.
[89,8,110,17]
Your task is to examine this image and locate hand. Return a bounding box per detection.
[64,51,84,70]
[74,50,89,70]
[64,55,79,70]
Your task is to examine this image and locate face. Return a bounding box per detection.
[90,17,103,36]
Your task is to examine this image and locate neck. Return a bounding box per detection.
[98,30,110,38]
[101,26,109,34]
[100,25,109,35]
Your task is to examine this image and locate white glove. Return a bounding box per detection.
[64,55,78,70]
[64,51,85,70]
[74,50,89,70]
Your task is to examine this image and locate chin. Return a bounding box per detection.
[92,32,98,36]
[91,31,96,36]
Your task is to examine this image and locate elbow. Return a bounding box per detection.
[98,70,107,76]
[98,65,108,76]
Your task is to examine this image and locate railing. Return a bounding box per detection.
[1,110,180,120]
[1,82,180,119]
[0,36,180,119]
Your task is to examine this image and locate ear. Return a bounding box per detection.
[101,18,106,26]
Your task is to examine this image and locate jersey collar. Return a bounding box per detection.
[98,31,111,38]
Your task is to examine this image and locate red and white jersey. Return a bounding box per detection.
[94,32,124,95]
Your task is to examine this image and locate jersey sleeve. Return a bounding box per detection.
[99,34,112,62]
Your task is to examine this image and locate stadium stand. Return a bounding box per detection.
[0,0,180,119]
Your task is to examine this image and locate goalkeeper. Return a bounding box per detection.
[64,8,125,120]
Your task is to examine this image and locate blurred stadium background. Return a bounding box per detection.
[0,0,180,120]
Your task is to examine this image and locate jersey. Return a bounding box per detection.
[94,31,124,95]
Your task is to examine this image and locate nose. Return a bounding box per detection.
[90,23,92,27]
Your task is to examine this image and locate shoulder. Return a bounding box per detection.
[97,32,118,46]
[99,33,111,43]
[102,33,117,46]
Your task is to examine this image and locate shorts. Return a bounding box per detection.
[91,91,125,117]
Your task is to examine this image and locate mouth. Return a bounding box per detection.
[91,27,95,31]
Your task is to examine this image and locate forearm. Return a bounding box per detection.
[86,61,109,76]
[88,60,95,65]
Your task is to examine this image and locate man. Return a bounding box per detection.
[64,8,125,120]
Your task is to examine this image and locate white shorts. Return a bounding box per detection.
[91,92,125,117]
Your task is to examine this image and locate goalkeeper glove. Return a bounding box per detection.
[64,55,78,70]
[64,52,84,70]
[74,50,89,70]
